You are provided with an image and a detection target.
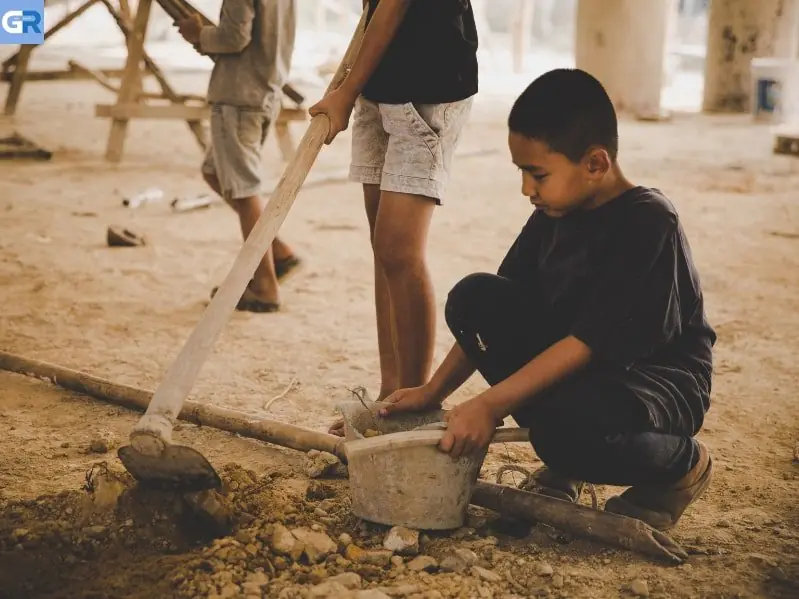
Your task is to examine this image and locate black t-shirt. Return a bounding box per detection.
[498,187,716,427]
[362,0,479,104]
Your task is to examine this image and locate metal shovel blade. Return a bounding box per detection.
[118,444,222,492]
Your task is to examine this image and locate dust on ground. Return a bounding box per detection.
[0,76,798,598]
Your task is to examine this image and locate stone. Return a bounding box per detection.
[630,579,649,597]
[327,573,362,589]
[291,528,337,563]
[314,508,329,518]
[390,556,404,568]
[471,566,502,583]
[552,574,564,588]
[271,524,303,561]
[305,452,342,478]
[362,550,393,567]
[345,544,367,563]
[309,581,349,598]
[439,548,479,573]
[354,592,391,599]
[218,583,242,599]
[383,527,420,556]
[241,572,269,594]
[88,430,119,454]
[536,562,554,577]
[338,533,353,547]
[309,566,329,584]
[306,481,336,501]
[406,555,438,572]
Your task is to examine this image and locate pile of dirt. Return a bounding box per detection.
[0,461,611,599]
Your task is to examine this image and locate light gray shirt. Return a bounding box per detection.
[200,0,296,109]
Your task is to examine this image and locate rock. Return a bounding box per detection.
[471,566,502,583]
[305,452,342,478]
[89,468,126,511]
[314,508,329,518]
[536,562,554,577]
[345,544,367,563]
[10,528,29,543]
[271,524,303,561]
[183,490,234,536]
[406,555,438,572]
[83,525,107,537]
[88,431,120,454]
[354,592,391,599]
[390,555,404,568]
[310,566,329,584]
[552,574,564,588]
[439,548,479,573]
[383,527,420,556]
[327,573,362,589]
[338,533,353,547]
[362,550,393,567]
[716,519,732,528]
[218,583,242,598]
[291,528,337,563]
[241,572,269,594]
[309,581,349,598]
[306,481,336,501]
[630,579,649,597]
[319,499,339,512]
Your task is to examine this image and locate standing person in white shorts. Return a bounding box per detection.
[310,0,478,434]
[178,0,302,313]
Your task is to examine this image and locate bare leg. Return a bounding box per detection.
[232,195,280,304]
[364,184,400,399]
[203,172,293,268]
[373,191,436,388]
[328,184,400,436]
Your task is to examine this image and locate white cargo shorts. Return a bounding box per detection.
[349,96,473,204]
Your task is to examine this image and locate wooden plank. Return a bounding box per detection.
[96,103,210,119]
[100,0,207,151]
[4,45,34,116]
[104,0,154,162]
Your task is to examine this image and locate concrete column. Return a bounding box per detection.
[703,0,799,113]
[575,0,673,118]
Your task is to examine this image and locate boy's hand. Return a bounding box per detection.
[309,88,358,145]
[177,14,203,45]
[378,385,442,417]
[440,397,500,458]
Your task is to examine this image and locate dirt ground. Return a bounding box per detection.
[0,75,797,599]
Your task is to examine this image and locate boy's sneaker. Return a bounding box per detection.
[528,466,584,503]
[605,441,713,530]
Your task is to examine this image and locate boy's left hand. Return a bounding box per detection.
[177,14,203,45]
[309,88,357,145]
[440,396,500,458]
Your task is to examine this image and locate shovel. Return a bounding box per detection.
[117,10,368,492]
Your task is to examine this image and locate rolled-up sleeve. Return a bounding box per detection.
[570,205,681,368]
[199,0,255,54]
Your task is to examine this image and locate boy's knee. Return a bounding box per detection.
[373,230,423,275]
[445,273,497,323]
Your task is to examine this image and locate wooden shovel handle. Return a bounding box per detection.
[129,9,368,454]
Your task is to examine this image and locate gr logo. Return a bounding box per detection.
[0,0,45,44]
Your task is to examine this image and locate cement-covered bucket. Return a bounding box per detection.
[338,400,488,530]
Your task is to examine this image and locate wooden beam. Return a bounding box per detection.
[4,45,33,116]
[104,0,153,162]
[96,103,210,120]
[100,0,207,151]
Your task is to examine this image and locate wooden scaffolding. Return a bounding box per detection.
[1,0,307,162]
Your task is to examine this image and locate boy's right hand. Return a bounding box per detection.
[378,385,442,417]
[308,88,358,145]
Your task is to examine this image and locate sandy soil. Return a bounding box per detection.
[0,76,797,599]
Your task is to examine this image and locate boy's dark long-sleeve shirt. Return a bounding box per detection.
[498,186,716,431]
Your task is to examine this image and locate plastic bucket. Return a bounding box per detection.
[751,58,799,122]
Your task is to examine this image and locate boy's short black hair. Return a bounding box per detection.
[508,68,619,163]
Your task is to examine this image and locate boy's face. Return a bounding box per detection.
[508,131,610,218]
